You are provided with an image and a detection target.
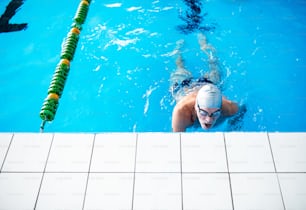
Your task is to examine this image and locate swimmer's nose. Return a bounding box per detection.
[204,116,215,123]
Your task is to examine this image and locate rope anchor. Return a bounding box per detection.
[39,0,91,132]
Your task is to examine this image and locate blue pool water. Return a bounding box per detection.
[0,0,306,132]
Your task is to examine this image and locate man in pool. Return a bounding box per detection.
[171,34,239,132]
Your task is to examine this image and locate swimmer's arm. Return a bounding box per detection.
[221,97,239,116]
[172,104,192,132]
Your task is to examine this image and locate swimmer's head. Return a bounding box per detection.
[196,84,222,109]
[195,84,222,129]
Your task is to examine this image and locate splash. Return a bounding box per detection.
[104,3,122,8]
[143,85,158,115]
[126,6,142,12]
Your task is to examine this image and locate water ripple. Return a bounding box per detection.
[104,3,122,8]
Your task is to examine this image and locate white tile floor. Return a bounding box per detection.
[0,132,306,210]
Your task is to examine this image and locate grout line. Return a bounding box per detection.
[0,133,14,173]
[82,133,96,210]
[223,132,235,210]
[131,133,138,210]
[0,171,92,174]
[271,172,306,174]
[33,133,55,210]
[222,133,230,175]
[267,132,286,210]
[266,132,278,173]
[179,133,184,210]
[1,171,304,174]
[2,171,303,174]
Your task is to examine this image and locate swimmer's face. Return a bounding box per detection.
[196,103,221,130]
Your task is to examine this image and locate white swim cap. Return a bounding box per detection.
[196,84,222,108]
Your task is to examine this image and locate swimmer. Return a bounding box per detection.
[170,34,239,132]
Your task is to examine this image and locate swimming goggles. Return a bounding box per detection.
[197,103,221,118]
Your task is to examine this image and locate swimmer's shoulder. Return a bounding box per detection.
[221,97,239,116]
[172,92,198,132]
[175,91,197,111]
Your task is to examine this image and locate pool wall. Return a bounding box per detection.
[0,132,305,209]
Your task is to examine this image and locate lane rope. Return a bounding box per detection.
[39,0,91,132]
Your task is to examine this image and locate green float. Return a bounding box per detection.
[39,0,91,132]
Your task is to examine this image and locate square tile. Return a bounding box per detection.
[45,133,94,172]
[36,173,88,210]
[183,173,232,210]
[0,133,13,170]
[0,172,43,210]
[2,133,53,172]
[90,133,136,172]
[279,173,306,210]
[136,133,180,172]
[269,133,306,172]
[84,173,134,210]
[225,132,275,172]
[181,133,227,172]
[231,173,284,210]
[133,173,182,210]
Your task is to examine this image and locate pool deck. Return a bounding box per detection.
[0,132,306,210]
